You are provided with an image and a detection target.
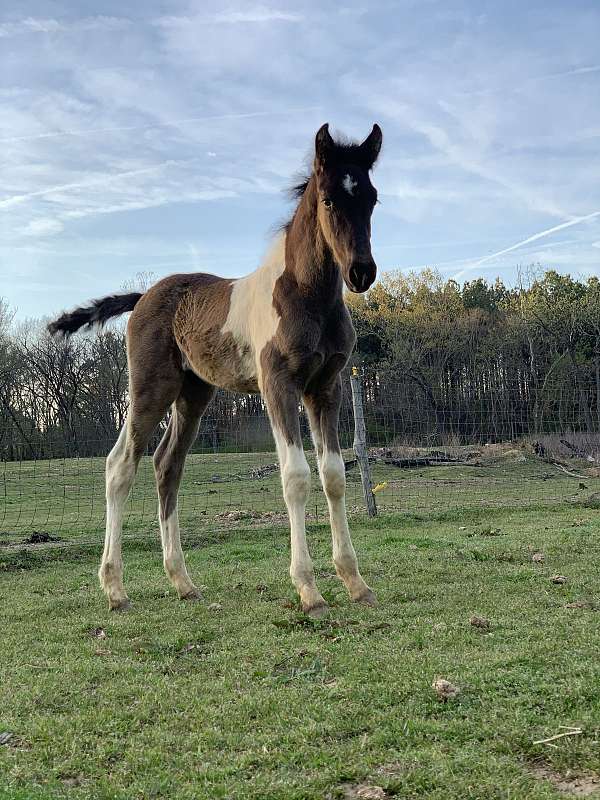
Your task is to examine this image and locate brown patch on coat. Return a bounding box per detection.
[304,373,344,455]
[153,372,216,519]
[173,277,259,393]
[125,273,205,430]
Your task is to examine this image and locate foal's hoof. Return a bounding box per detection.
[354,589,378,608]
[109,598,131,613]
[180,589,203,602]
[303,602,329,620]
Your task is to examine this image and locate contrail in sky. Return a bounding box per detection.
[453,210,600,279]
[0,163,172,209]
[0,107,320,144]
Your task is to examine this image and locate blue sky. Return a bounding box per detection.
[1,0,600,319]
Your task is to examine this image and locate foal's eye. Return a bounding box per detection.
[322,198,333,209]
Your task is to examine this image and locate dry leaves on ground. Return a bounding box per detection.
[432,678,460,701]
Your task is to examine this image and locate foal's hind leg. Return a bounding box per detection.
[100,406,169,610]
[99,316,184,610]
[153,373,215,600]
[304,377,376,606]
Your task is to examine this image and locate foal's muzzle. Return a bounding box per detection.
[345,258,377,293]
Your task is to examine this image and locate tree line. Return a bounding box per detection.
[347,268,600,445]
[1,267,599,461]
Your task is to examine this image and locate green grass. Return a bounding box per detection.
[1,501,599,798]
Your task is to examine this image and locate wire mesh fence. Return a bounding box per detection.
[2,370,600,549]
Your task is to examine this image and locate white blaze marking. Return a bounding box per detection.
[343,173,357,196]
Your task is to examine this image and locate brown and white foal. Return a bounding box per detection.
[49,123,383,617]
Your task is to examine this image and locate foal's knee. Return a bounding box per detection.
[321,451,346,501]
[282,449,311,505]
[106,437,137,497]
[106,459,134,501]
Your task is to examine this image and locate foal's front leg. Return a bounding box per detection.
[263,379,328,618]
[304,381,376,606]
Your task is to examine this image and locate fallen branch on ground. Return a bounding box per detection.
[552,463,589,480]
[533,727,583,745]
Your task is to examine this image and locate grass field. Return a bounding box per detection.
[1,471,599,798]
[2,444,599,542]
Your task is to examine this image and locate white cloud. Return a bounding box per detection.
[0,16,130,38]
[155,8,303,28]
[20,218,65,237]
[360,92,571,219]
[213,9,302,24]
[61,188,238,222]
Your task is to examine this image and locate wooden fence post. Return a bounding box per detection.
[350,366,377,517]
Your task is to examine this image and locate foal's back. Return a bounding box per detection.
[127,236,286,396]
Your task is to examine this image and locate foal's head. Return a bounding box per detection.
[313,123,382,293]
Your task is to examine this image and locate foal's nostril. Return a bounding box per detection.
[349,264,373,292]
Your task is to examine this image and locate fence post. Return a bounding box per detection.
[350,366,377,517]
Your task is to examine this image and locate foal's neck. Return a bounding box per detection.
[284,176,342,300]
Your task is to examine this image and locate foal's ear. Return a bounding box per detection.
[315,123,335,168]
[358,124,383,169]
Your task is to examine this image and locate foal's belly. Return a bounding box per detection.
[182,336,260,394]
[174,279,262,393]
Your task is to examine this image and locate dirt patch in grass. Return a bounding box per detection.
[332,784,390,799]
[565,600,598,611]
[22,531,62,544]
[0,530,63,548]
[531,765,600,797]
[376,761,406,777]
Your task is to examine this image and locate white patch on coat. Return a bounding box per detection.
[272,433,322,607]
[221,234,286,388]
[343,173,357,196]
[99,423,134,604]
[319,447,365,594]
[159,505,195,596]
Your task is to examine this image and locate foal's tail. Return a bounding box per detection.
[47,292,143,337]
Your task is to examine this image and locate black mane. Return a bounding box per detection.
[289,176,311,199]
